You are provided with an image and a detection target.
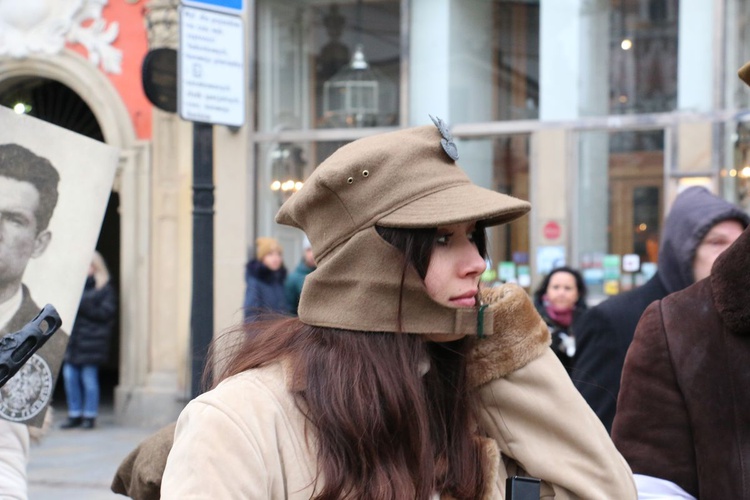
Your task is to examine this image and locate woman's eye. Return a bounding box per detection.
[436,233,451,245]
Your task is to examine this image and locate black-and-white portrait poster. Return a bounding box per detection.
[0,106,117,427]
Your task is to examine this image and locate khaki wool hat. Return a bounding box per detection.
[276,118,531,336]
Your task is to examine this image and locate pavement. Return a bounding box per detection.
[27,404,162,499]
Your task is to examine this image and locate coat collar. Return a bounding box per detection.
[711,226,750,336]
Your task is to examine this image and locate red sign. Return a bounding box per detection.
[543,221,561,240]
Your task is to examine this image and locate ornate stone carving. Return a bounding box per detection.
[145,0,179,50]
[0,0,122,74]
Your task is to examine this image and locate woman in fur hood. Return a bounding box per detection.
[137,119,635,499]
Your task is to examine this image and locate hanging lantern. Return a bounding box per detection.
[322,44,380,128]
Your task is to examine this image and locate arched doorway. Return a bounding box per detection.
[0,76,122,407]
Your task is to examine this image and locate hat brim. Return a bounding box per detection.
[377,184,530,228]
[740,62,750,87]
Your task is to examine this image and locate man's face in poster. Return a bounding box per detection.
[0,175,50,288]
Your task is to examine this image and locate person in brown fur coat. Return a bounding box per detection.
[611,63,750,500]
[114,118,635,499]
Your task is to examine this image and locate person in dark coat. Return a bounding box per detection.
[533,266,587,374]
[610,61,750,500]
[243,237,288,321]
[612,219,750,499]
[573,185,749,432]
[61,251,117,429]
[284,235,316,316]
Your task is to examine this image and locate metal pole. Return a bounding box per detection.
[190,121,214,398]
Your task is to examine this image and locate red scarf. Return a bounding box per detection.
[543,294,574,327]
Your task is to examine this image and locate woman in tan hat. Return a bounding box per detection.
[160,118,636,499]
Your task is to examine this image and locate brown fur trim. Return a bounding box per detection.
[478,436,501,500]
[467,284,551,389]
[711,227,750,336]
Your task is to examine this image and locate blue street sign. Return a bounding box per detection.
[181,0,243,15]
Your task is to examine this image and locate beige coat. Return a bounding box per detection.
[161,285,635,498]
[0,419,28,500]
[161,355,635,499]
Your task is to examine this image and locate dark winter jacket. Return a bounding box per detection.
[284,261,314,316]
[573,186,749,432]
[613,224,750,499]
[533,299,586,374]
[243,260,288,321]
[65,277,117,366]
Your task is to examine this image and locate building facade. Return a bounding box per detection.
[0,0,748,425]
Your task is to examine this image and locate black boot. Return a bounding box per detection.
[60,417,82,429]
[81,417,96,429]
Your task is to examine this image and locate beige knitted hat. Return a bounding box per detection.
[255,237,282,261]
[276,118,530,336]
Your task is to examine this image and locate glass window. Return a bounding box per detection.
[726,0,750,109]
[256,0,401,132]
[494,1,540,120]
[724,118,750,211]
[576,129,665,300]
[609,0,678,114]
[455,135,531,289]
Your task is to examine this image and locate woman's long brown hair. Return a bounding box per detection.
[206,225,488,499]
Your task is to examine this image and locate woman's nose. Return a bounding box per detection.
[461,244,486,277]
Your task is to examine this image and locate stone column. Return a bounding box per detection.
[115,0,188,426]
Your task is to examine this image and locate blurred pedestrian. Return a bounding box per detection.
[61,251,117,430]
[533,266,587,374]
[243,237,288,321]
[284,235,316,316]
[573,186,749,432]
[610,62,750,500]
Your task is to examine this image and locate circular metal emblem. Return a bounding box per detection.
[0,354,53,422]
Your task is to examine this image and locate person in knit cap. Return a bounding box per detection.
[284,235,316,315]
[130,117,635,499]
[242,237,288,321]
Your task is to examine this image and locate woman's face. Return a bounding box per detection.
[422,221,485,342]
[424,221,485,308]
[545,271,579,311]
[262,250,283,271]
[692,219,745,282]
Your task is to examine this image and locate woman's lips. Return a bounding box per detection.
[450,291,477,307]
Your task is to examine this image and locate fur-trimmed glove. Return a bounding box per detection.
[466,284,637,499]
[467,283,550,389]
